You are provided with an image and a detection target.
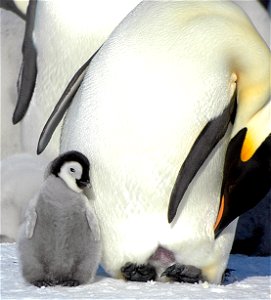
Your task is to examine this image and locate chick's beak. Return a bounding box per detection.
[77,179,91,189]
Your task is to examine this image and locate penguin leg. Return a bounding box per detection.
[161,264,203,283]
[121,262,157,282]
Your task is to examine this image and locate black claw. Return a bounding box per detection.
[161,264,203,283]
[121,262,157,282]
[32,279,55,288]
[61,279,80,287]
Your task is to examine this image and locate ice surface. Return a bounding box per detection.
[1,243,270,299]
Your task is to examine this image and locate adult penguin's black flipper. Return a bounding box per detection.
[168,97,237,223]
[12,0,37,124]
[214,102,271,239]
[37,49,101,155]
[0,0,27,20]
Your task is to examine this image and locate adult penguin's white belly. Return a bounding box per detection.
[61,1,268,283]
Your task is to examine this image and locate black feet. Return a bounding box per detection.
[121,262,157,282]
[61,279,80,287]
[222,268,236,284]
[161,264,203,283]
[32,278,80,287]
[32,280,55,288]
[121,261,204,284]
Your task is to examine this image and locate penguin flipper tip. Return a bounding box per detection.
[37,105,65,155]
[37,135,47,155]
[12,108,22,125]
[167,209,175,224]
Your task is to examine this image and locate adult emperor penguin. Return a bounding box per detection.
[12,0,140,159]
[38,0,270,284]
[1,7,25,158]
[18,151,101,287]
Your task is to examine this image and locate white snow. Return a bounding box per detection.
[1,243,270,299]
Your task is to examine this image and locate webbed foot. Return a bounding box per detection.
[161,264,203,283]
[32,279,55,287]
[222,268,236,284]
[61,279,80,287]
[121,262,156,282]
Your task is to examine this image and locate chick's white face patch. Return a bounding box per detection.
[58,161,83,193]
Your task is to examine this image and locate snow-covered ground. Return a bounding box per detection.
[0,243,270,299]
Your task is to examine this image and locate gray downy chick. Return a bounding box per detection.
[18,151,101,287]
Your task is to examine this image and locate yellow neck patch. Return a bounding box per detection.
[240,130,255,162]
[240,102,270,162]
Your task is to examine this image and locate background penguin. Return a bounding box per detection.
[12,0,140,159]
[18,151,101,287]
[50,0,269,284]
[0,153,48,242]
[1,7,25,158]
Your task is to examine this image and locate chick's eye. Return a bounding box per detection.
[70,168,75,173]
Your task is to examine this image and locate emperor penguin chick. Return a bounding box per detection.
[18,151,101,287]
